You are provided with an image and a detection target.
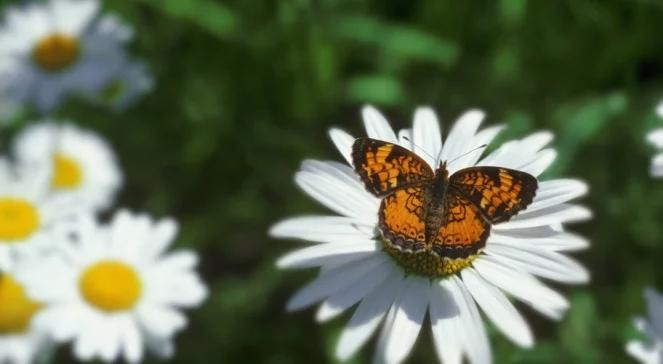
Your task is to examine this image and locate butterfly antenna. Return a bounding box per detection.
[402,136,438,163]
[446,144,488,164]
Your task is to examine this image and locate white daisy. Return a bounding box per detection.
[17,210,208,363]
[647,102,663,177]
[0,156,79,264]
[13,121,122,212]
[0,257,51,364]
[270,106,591,364]
[89,54,153,111]
[626,288,663,364]
[0,0,131,114]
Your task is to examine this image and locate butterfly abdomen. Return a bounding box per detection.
[423,174,447,247]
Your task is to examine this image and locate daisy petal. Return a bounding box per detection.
[474,256,569,320]
[362,105,398,143]
[498,203,592,229]
[295,161,378,222]
[269,216,373,244]
[329,128,355,165]
[335,266,405,361]
[378,277,428,364]
[647,128,663,149]
[440,109,484,169]
[286,255,386,311]
[276,241,378,269]
[462,268,533,347]
[316,259,392,322]
[413,107,442,167]
[528,179,588,212]
[486,243,589,283]
[444,276,492,364]
[490,228,590,252]
[429,284,462,364]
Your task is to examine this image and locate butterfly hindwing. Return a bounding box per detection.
[433,188,490,259]
[449,166,538,224]
[352,138,434,197]
[378,186,427,252]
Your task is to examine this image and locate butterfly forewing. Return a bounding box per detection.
[449,166,538,224]
[352,138,434,197]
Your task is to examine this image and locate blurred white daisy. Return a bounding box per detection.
[0,256,51,364]
[271,106,591,364]
[17,210,208,363]
[89,55,153,111]
[0,157,78,263]
[13,121,122,212]
[0,0,131,113]
[647,102,663,177]
[627,288,663,364]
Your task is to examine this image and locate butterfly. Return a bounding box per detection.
[351,137,538,273]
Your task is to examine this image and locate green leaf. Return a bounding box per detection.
[346,75,406,106]
[332,15,458,67]
[141,0,237,37]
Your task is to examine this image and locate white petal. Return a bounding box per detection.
[362,105,398,143]
[276,241,378,269]
[489,228,590,252]
[398,129,413,150]
[461,268,533,347]
[473,256,569,320]
[316,259,392,322]
[412,107,442,167]
[651,153,663,177]
[479,131,553,168]
[517,149,557,176]
[486,243,589,284]
[377,277,428,364]
[295,161,378,222]
[269,216,373,244]
[443,276,491,364]
[498,203,592,229]
[329,128,355,165]
[335,266,405,361]
[461,125,505,168]
[440,110,484,169]
[626,340,662,364]
[647,128,663,149]
[429,284,462,364]
[286,255,386,311]
[528,179,588,212]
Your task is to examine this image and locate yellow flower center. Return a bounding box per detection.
[32,33,80,72]
[0,198,40,242]
[0,274,42,334]
[52,154,83,189]
[382,239,480,278]
[79,261,142,312]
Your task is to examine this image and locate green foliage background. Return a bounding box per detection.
[3,0,663,363]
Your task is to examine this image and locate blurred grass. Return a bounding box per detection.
[4,0,663,363]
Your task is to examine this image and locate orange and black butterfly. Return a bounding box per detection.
[351,137,538,275]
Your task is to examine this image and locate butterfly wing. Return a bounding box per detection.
[378,186,427,252]
[433,188,490,259]
[449,166,538,224]
[352,138,434,197]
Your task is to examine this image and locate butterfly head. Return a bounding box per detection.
[436,160,449,179]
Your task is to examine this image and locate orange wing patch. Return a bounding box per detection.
[450,167,537,224]
[378,187,427,252]
[432,190,490,259]
[352,138,433,197]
